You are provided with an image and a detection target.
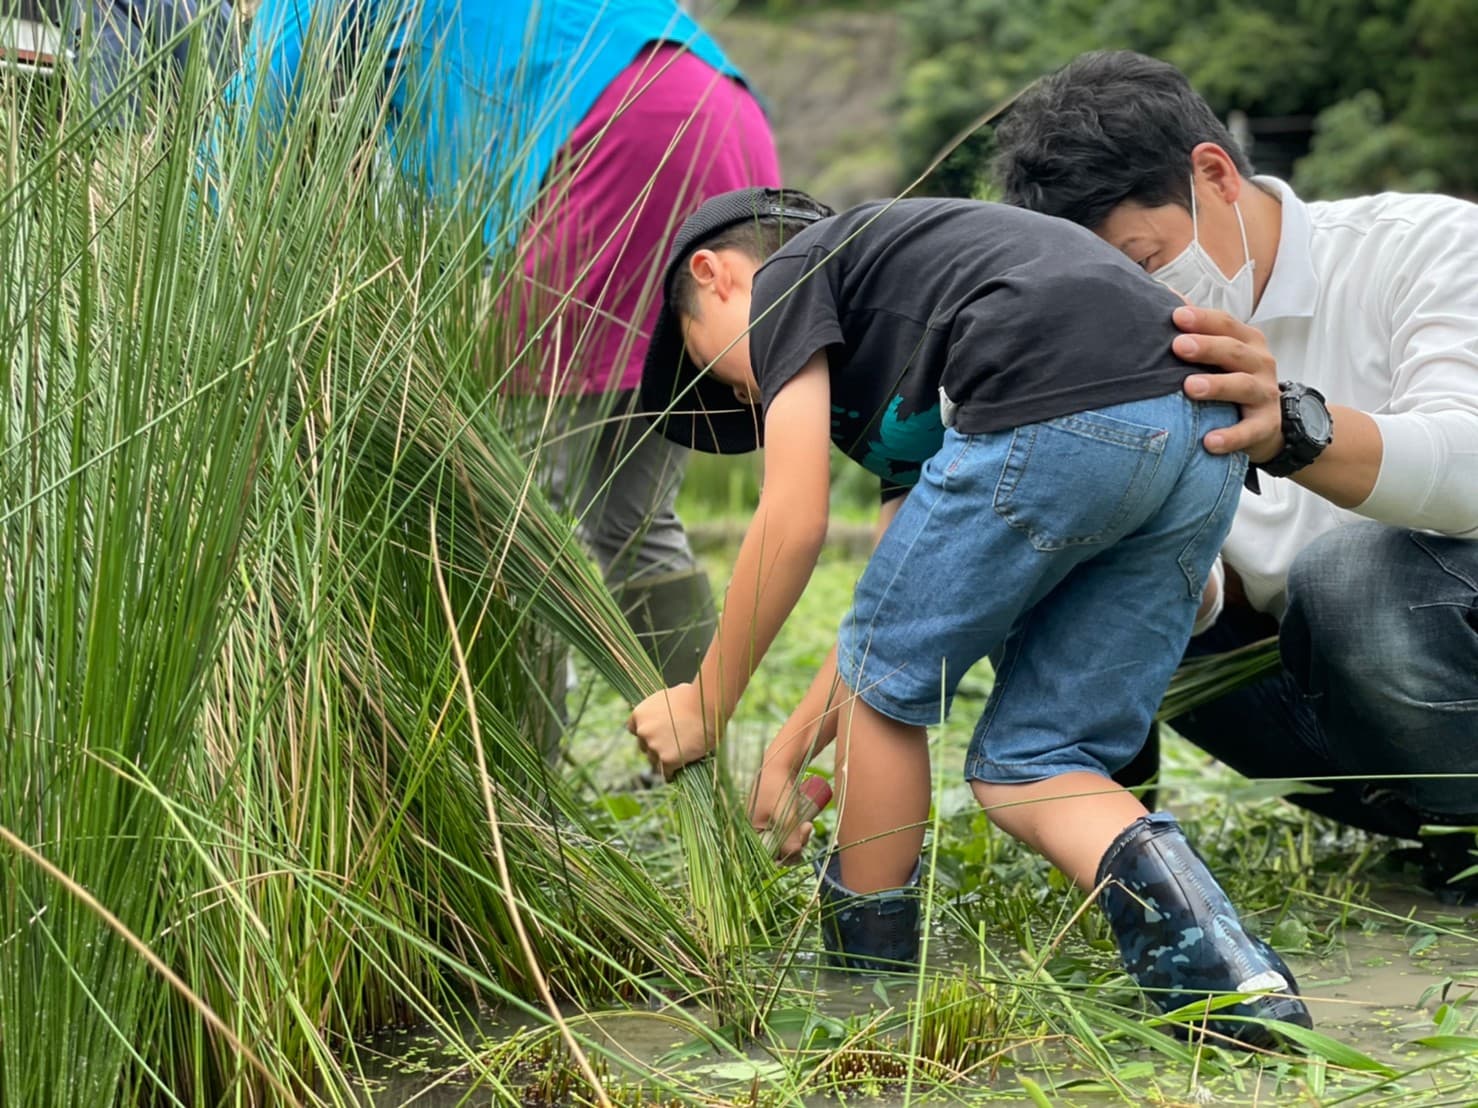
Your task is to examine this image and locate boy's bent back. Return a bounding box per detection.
[747,199,1191,494]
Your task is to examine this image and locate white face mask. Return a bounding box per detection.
[1151,178,1255,321]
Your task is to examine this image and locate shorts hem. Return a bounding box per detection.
[963,755,1110,786]
[838,648,946,727]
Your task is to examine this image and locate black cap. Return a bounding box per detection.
[639,187,831,454]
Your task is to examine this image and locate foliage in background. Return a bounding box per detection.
[892,0,1478,200]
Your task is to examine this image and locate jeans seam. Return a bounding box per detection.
[1049,411,1171,452]
[941,432,974,488]
[1409,533,1478,593]
[965,610,1034,774]
[1175,451,1246,598]
[991,426,1030,514]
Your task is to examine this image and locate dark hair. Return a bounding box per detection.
[670,189,834,317]
[993,51,1254,229]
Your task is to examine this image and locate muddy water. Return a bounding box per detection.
[1292,896,1478,1058]
[361,890,1478,1106]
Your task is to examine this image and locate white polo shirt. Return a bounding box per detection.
[1221,177,1478,617]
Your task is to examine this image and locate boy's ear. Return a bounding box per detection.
[688,248,721,286]
[1190,142,1242,204]
[688,249,735,298]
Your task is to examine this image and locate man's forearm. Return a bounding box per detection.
[1357,409,1478,536]
[1294,405,1478,537]
[1290,404,1383,508]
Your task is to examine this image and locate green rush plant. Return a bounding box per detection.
[0,8,787,1104]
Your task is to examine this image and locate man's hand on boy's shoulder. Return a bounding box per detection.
[627,683,716,779]
[1170,305,1285,464]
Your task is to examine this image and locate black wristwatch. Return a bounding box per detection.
[1258,381,1334,478]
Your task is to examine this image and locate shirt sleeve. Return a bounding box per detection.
[1355,205,1478,538]
[749,250,846,415]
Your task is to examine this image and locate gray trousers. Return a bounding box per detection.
[75,0,237,113]
[537,390,699,586]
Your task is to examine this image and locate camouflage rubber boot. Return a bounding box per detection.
[816,852,922,973]
[1097,812,1313,1049]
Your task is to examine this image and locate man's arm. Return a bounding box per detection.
[628,353,833,776]
[1172,304,1478,533]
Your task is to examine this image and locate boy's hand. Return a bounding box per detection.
[1171,305,1284,463]
[749,763,813,865]
[627,683,714,779]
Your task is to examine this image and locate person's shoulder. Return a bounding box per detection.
[848,196,1068,227]
[1308,189,1477,237]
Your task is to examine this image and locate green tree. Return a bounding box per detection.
[896,0,1478,199]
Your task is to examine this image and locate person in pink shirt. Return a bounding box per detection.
[520,35,781,691]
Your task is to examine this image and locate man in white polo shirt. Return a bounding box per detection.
[994,50,1478,896]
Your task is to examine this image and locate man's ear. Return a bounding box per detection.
[1190,142,1243,204]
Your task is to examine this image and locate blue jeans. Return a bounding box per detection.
[835,393,1243,784]
[1172,522,1478,835]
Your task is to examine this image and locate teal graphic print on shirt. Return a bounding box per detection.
[860,397,944,488]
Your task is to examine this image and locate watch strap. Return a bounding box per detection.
[1257,382,1330,478]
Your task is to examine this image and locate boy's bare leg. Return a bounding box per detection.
[972,774,1149,888]
[834,695,931,893]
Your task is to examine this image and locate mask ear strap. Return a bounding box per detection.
[1187,174,1200,241]
[1231,199,1253,269]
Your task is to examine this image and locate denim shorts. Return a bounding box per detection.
[835,392,1245,785]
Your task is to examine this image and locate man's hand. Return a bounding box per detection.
[627,683,714,779]
[1172,305,1284,463]
[749,762,812,865]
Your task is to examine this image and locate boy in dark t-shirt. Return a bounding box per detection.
[627,188,1311,1046]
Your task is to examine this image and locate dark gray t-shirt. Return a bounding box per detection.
[749,198,1189,498]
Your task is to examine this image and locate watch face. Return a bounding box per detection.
[1297,392,1334,444]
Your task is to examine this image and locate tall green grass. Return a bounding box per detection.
[0,13,786,1104]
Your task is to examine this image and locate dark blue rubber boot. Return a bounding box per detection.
[1097,813,1313,1049]
[815,853,922,973]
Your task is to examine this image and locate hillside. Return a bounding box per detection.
[717,10,906,208]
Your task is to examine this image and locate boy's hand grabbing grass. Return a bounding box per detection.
[750,763,810,863]
[627,683,715,778]
[752,768,829,863]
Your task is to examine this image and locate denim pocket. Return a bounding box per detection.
[992,410,1168,551]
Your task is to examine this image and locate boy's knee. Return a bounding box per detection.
[971,779,1026,833]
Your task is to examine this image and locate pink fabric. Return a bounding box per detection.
[517,44,781,394]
